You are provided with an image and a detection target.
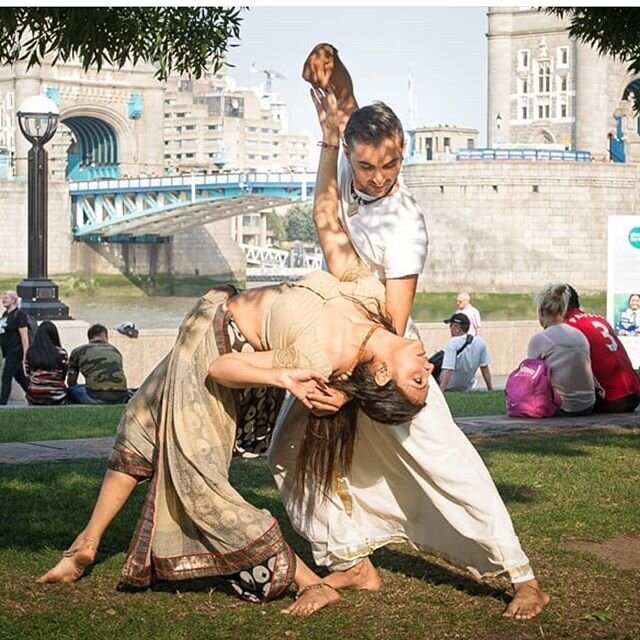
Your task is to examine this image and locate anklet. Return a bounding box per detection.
[63,539,98,557]
[296,582,333,599]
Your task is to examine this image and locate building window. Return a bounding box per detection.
[522,105,528,120]
[560,103,567,118]
[558,47,569,67]
[443,136,451,150]
[521,79,528,94]
[224,97,244,118]
[538,63,551,93]
[466,138,474,149]
[518,49,530,70]
[560,76,567,92]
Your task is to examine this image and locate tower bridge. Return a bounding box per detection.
[70,171,315,242]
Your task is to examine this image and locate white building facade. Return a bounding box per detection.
[487,7,640,163]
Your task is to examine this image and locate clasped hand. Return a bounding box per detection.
[279,369,348,415]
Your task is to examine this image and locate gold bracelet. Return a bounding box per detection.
[296,582,332,599]
[317,141,340,150]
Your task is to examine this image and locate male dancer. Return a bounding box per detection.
[268,43,549,620]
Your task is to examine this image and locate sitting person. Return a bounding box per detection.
[565,285,640,413]
[36,264,429,616]
[527,283,595,416]
[66,324,128,404]
[439,313,493,392]
[615,293,640,336]
[25,321,68,405]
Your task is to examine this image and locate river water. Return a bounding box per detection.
[64,295,201,330]
[63,281,281,330]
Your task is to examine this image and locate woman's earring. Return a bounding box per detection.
[374,362,390,387]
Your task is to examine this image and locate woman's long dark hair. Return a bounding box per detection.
[295,296,426,497]
[26,321,65,370]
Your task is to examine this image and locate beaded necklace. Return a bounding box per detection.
[337,324,381,381]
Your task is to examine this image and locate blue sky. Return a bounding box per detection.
[224,6,489,144]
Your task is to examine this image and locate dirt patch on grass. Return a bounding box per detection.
[567,534,640,571]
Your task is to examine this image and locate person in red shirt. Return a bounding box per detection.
[565,285,640,413]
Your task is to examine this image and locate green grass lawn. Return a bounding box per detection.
[0,433,638,640]
[0,392,507,444]
[0,274,606,320]
[0,406,125,443]
[410,290,606,322]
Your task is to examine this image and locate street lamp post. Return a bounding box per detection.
[16,95,69,320]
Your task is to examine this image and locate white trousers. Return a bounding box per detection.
[268,378,534,583]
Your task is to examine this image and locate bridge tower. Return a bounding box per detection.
[0,56,165,180]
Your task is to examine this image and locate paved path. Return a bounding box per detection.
[0,412,637,465]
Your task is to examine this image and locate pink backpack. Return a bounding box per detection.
[505,358,562,418]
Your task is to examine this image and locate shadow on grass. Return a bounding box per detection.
[476,433,640,461]
[493,482,538,504]
[373,546,510,604]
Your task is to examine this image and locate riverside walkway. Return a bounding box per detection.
[0,412,637,465]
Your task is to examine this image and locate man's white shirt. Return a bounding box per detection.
[338,154,428,283]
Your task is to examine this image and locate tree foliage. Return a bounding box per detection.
[266,210,287,243]
[285,203,317,243]
[547,8,640,111]
[0,7,244,80]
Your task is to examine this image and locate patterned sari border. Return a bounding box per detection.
[151,518,290,581]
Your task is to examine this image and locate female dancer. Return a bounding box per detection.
[36,266,431,616]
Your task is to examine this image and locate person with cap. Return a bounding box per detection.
[439,312,493,392]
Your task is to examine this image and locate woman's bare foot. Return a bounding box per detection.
[502,579,550,620]
[36,535,98,584]
[322,558,382,591]
[282,583,340,616]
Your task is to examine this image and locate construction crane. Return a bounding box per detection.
[250,63,286,95]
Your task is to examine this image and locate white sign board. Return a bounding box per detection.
[607,215,640,367]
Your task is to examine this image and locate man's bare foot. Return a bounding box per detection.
[281,583,340,616]
[36,536,98,584]
[322,557,382,591]
[502,579,550,620]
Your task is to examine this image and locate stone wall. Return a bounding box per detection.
[3,159,640,293]
[0,180,246,281]
[405,160,640,293]
[0,179,70,278]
